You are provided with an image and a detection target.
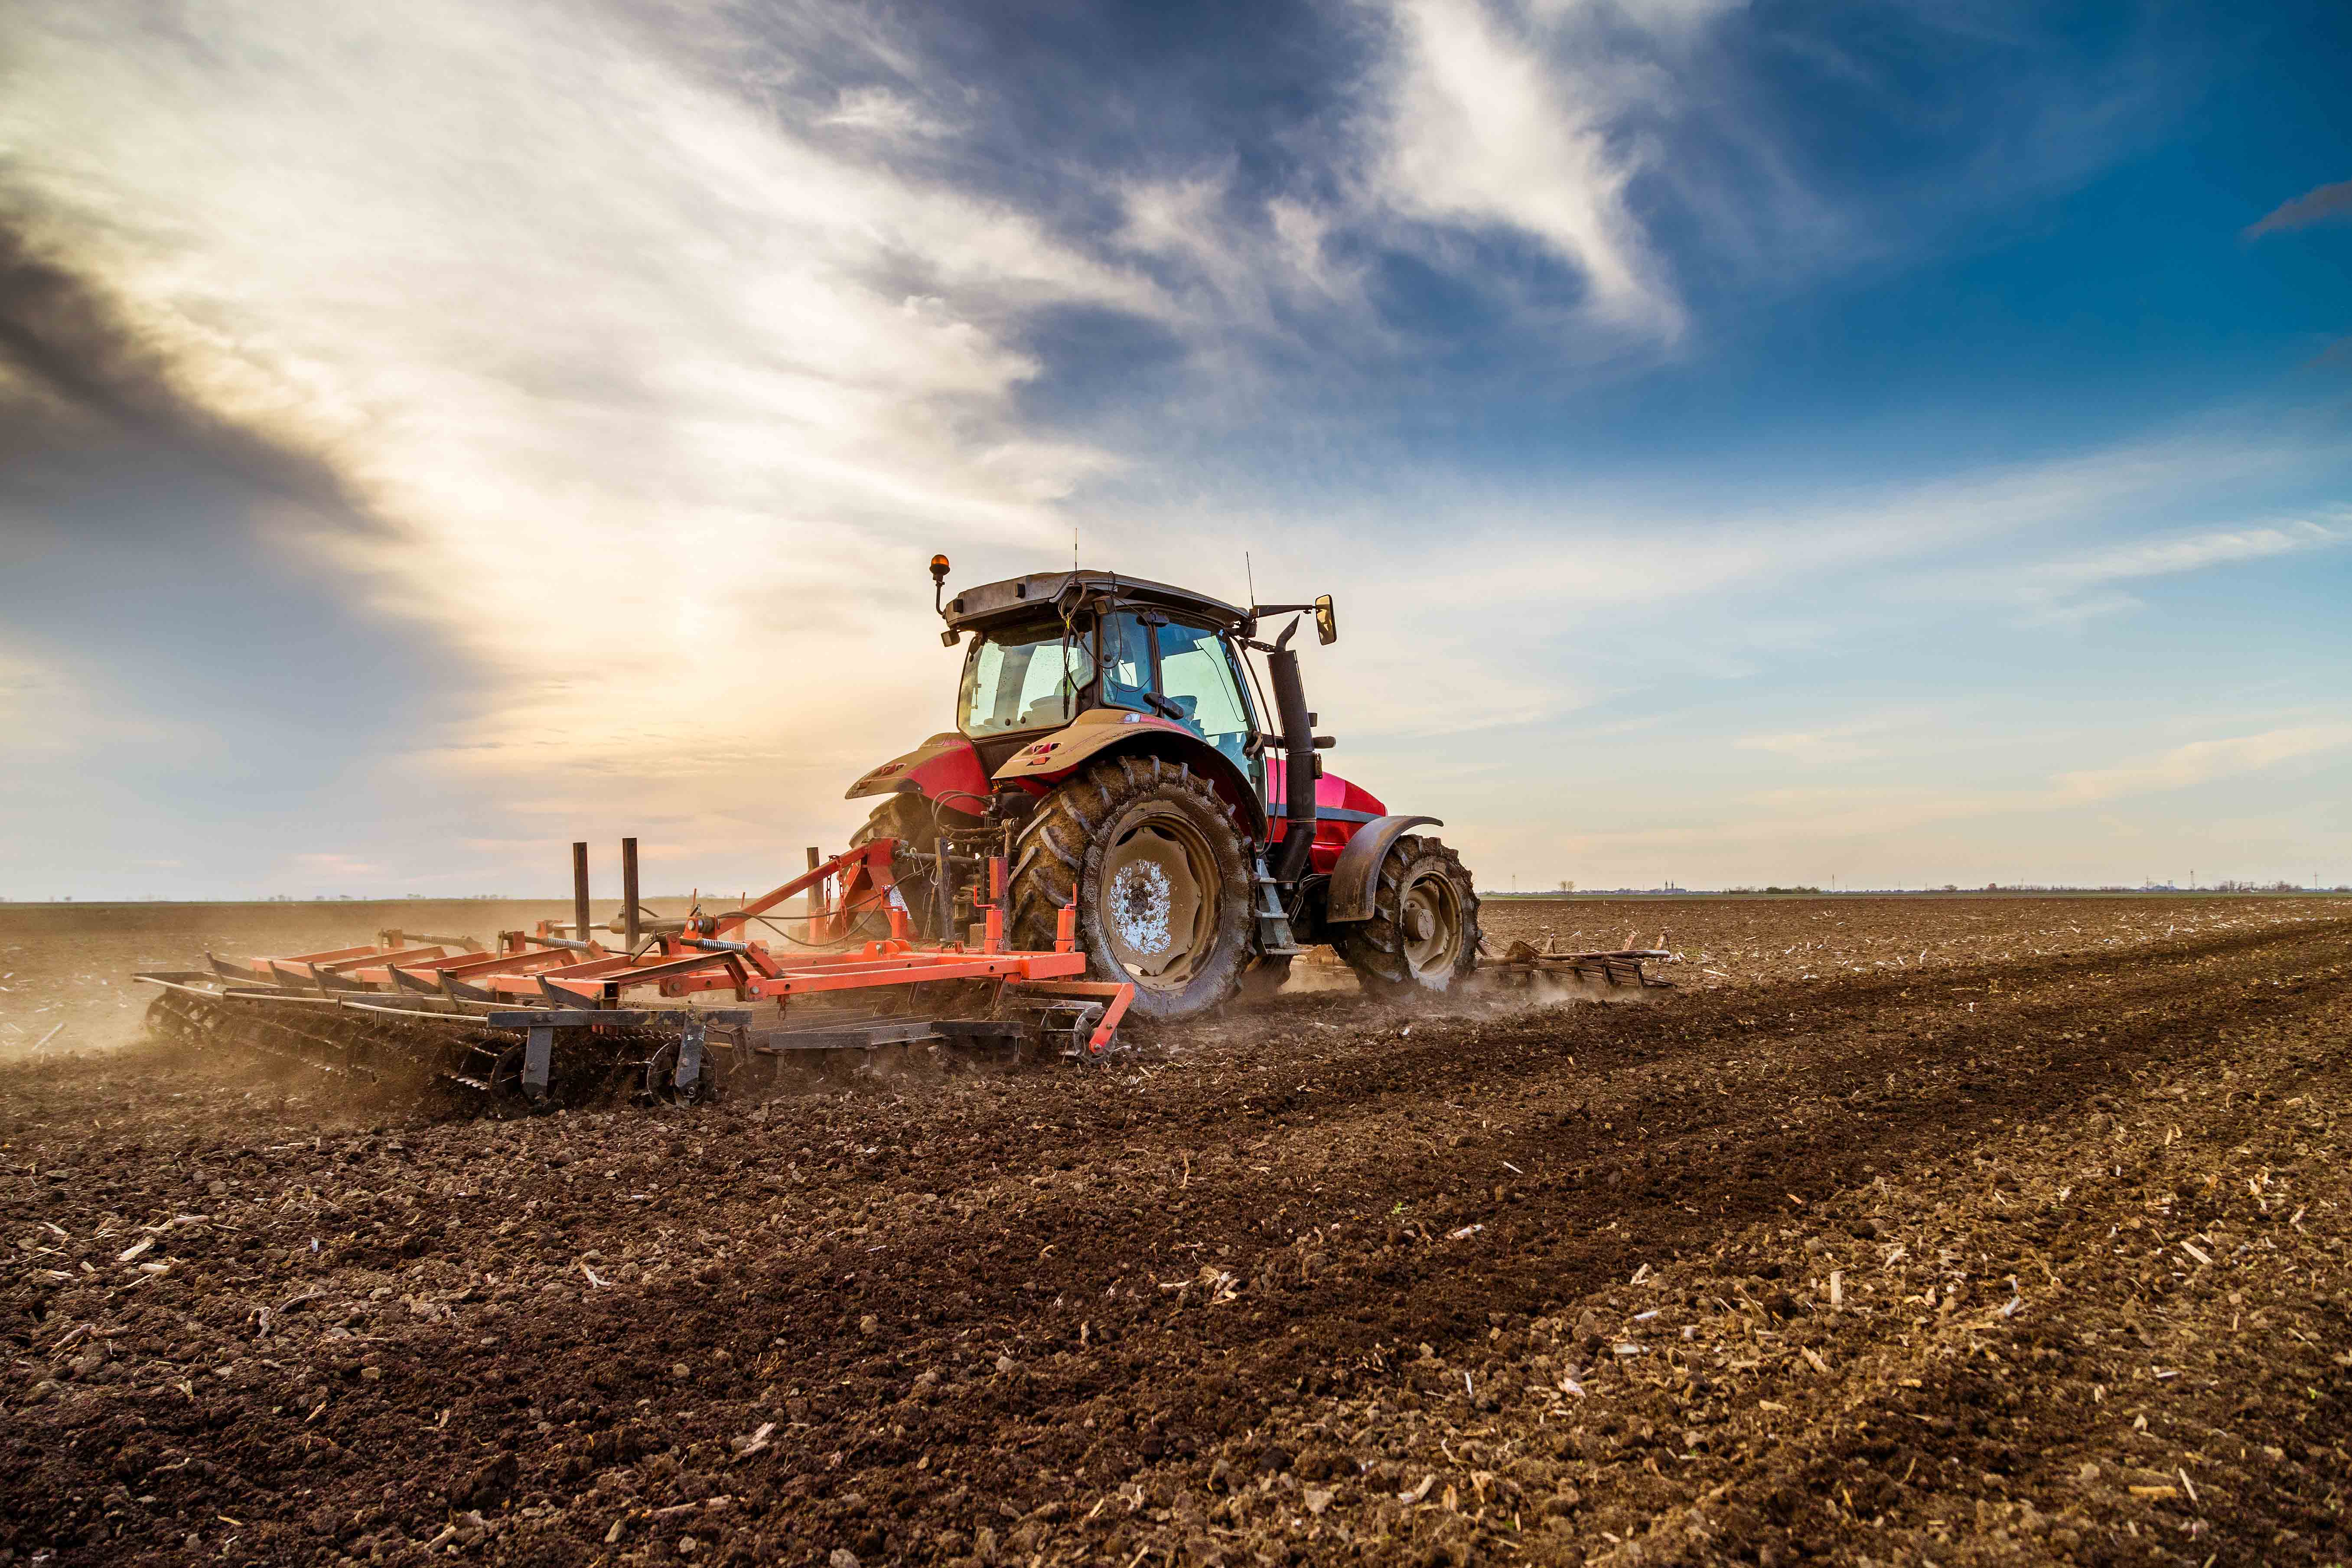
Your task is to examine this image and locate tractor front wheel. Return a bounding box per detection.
[1334,835,1480,994]
[1007,756,1256,1020]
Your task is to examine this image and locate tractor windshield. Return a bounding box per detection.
[959,620,1091,735]
[958,607,1257,766]
[1152,618,1254,770]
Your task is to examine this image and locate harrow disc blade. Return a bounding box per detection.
[140,988,669,1114]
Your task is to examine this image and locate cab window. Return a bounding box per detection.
[959,620,1090,735]
[1153,619,1254,769]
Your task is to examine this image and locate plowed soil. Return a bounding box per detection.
[3,896,2349,1568]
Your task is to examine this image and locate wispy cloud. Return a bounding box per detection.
[1101,420,2351,766]
[1111,179,1375,354]
[1291,422,2332,626]
[2056,724,2352,802]
[2245,178,2352,238]
[2026,517,2348,591]
[818,86,950,140]
[1798,486,2352,628]
[1367,0,1706,342]
[2000,514,2351,623]
[1534,719,2352,861]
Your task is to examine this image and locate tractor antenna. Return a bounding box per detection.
[1073,523,1079,570]
[1245,551,1256,611]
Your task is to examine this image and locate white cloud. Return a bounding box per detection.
[818,86,948,140]
[2016,590,2142,629]
[1164,424,2344,738]
[1509,720,2352,864]
[1103,0,1752,362]
[1398,426,2329,619]
[1113,180,1377,349]
[1369,0,1697,341]
[2023,516,2348,596]
[2055,725,2352,803]
[1902,511,2352,626]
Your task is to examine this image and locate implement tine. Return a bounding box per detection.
[388,966,441,997]
[439,971,499,1004]
[538,973,603,1008]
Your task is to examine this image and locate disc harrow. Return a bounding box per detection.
[1481,937,1678,990]
[134,837,1134,1115]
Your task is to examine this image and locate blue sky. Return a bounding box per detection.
[1,0,2347,898]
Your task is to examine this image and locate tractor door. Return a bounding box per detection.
[1130,615,1258,777]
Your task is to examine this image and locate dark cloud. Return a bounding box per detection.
[2245,178,2352,238]
[0,216,376,525]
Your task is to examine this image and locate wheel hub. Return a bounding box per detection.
[1110,860,1175,954]
[1398,870,1463,978]
[1099,805,1218,989]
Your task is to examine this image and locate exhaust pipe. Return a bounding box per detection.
[1267,621,1319,884]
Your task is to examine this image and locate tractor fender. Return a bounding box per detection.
[1324,815,1444,924]
[994,707,1267,838]
[845,732,992,814]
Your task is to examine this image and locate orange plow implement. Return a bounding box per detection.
[135,839,1132,1113]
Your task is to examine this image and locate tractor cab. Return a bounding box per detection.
[944,572,1261,776]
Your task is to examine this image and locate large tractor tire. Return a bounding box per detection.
[1007,755,1257,1020]
[1334,834,1480,995]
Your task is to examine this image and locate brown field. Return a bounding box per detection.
[3,895,2349,1566]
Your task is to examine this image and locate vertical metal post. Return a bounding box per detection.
[621,837,640,951]
[805,846,823,933]
[571,842,591,948]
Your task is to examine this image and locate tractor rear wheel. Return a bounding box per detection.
[1334,835,1480,994]
[1007,755,1256,1020]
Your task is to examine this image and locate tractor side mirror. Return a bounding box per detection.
[1313,594,1338,646]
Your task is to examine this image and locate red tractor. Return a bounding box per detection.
[845,559,1480,1019]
